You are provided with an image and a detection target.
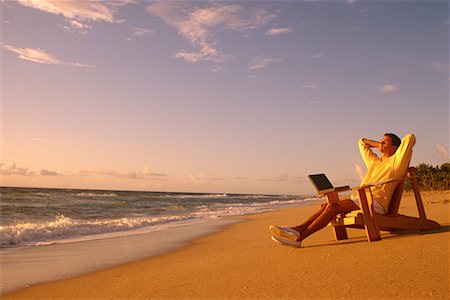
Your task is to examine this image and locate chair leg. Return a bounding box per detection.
[333,227,348,240]
[409,169,427,219]
[364,220,381,242]
[326,192,348,240]
[358,189,381,242]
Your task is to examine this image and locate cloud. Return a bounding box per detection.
[16,0,132,31]
[311,53,324,59]
[260,173,305,183]
[354,163,365,180]
[302,83,318,89]
[69,19,88,29]
[265,27,293,36]
[105,170,140,179]
[247,54,281,70]
[141,166,166,177]
[40,169,59,176]
[80,166,166,180]
[290,176,308,184]
[0,162,63,177]
[31,137,51,142]
[132,27,154,37]
[436,144,449,161]
[2,44,92,67]
[430,62,449,73]
[209,177,225,181]
[141,166,153,176]
[147,2,276,63]
[6,121,23,127]
[64,20,92,33]
[307,99,321,105]
[189,173,225,183]
[190,173,206,183]
[260,173,294,182]
[18,0,134,22]
[174,47,229,64]
[377,84,399,93]
[0,162,33,176]
[211,65,226,73]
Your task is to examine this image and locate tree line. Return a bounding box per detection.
[406,163,450,191]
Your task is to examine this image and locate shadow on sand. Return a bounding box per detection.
[302,224,450,249]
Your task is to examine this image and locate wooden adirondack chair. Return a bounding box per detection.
[324,167,441,242]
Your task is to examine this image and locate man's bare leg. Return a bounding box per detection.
[298,199,359,241]
[291,203,327,233]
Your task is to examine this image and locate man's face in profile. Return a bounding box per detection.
[378,136,398,157]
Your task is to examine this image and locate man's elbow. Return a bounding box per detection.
[403,134,416,147]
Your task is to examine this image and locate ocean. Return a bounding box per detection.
[0,186,320,294]
[0,186,319,248]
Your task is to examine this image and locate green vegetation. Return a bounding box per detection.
[406,163,450,191]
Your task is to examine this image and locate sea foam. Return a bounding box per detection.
[0,187,320,248]
[0,214,196,247]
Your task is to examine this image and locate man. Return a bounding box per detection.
[270,133,416,247]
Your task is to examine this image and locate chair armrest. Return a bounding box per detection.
[351,178,405,191]
[333,186,351,193]
[320,186,351,196]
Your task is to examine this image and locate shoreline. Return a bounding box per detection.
[0,217,242,295]
[2,191,449,299]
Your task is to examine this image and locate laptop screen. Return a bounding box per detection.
[308,174,334,191]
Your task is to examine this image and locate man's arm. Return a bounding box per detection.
[393,134,416,172]
[359,138,378,168]
[361,138,380,148]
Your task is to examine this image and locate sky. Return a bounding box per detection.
[1,0,449,195]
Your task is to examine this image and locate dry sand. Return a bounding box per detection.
[3,191,449,299]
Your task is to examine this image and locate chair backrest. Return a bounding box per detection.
[386,136,417,216]
[387,177,405,216]
[387,167,422,216]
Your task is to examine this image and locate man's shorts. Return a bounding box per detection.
[351,197,386,214]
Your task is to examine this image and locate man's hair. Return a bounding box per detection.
[384,133,401,147]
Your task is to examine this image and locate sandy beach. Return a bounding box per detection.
[2,191,449,299]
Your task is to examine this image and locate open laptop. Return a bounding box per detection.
[308,174,350,195]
